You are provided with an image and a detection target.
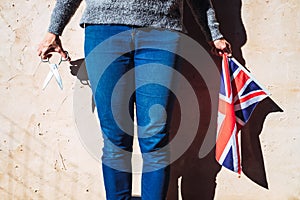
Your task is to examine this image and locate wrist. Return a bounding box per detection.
[44,32,60,45]
[46,32,59,39]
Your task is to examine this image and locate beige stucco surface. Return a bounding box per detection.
[0,0,299,199]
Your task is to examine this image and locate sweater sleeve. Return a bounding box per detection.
[48,0,83,36]
[185,0,223,41]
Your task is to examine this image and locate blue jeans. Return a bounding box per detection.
[84,25,180,200]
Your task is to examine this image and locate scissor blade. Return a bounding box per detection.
[50,63,63,90]
[42,70,54,90]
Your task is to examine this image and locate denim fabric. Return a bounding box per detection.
[84,25,180,200]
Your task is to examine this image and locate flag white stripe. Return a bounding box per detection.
[231,125,239,172]
[234,95,268,111]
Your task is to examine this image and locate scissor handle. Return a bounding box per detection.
[41,57,50,63]
[60,51,69,62]
[41,51,69,64]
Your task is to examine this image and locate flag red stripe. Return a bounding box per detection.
[216,100,236,160]
[234,90,267,105]
[231,70,250,98]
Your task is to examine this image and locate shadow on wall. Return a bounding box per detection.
[70,59,96,112]
[69,0,283,199]
[166,0,283,200]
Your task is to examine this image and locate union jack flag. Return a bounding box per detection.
[216,54,269,174]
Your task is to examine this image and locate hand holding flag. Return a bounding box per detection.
[216,54,269,174]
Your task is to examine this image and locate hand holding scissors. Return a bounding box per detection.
[41,51,69,90]
[37,32,70,90]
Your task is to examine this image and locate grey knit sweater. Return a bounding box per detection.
[48,0,223,41]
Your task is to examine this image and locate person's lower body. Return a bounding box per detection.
[84,24,180,200]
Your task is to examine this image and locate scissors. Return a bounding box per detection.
[41,51,69,90]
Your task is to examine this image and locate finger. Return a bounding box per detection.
[225,46,232,57]
[37,44,44,57]
[61,51,70,61]
[60,50,71,61]
[219,43,227,51]
[38,41,53,57]
[63,52,71,62]
[213,45,223,56]
[215,49,224,57]
[37,48,42,57]
[225,41,232,52]
[217,49,225,57]
[228,49,232,57]
[55,46,67,58]
[41,46,55,59]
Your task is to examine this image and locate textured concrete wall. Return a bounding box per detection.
[0,0,299,199]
